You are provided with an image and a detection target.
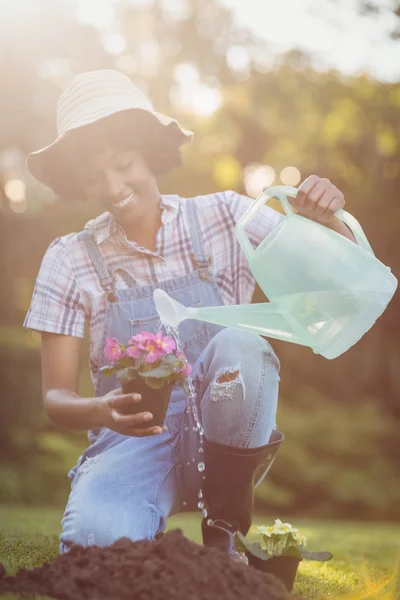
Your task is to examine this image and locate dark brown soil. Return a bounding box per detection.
[0,529,302,599]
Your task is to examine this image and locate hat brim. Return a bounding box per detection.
[27,107,193,187]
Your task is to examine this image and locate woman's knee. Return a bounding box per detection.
[201,328,280,382]
[61,500,157,550]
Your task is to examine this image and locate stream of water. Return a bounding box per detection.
[163,322,207,518]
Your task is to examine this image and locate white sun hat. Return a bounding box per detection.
[27,69,193,187]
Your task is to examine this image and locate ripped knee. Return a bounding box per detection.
[211,366,244,402]
[216,369,239,384]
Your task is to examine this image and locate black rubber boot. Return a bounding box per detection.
[201,429,284,562]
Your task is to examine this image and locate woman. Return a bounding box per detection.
[24,69,353,561]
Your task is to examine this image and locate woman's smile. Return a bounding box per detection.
[112,190,139,211]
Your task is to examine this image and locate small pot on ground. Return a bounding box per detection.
[237,519,332,594]
[246,553,301,592]
[122,378,172,429]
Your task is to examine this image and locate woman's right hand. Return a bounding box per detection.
[98,387,167,437]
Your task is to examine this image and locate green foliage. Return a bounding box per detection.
[255,391,400,519]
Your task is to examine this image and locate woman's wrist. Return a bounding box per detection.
[44,388,106,431]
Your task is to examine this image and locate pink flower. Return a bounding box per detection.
[176,350,192,377]
[140,331,157,342]
[125,345,142,359]
[104,337,123,362]
[129,333,146,347]
[138,331,163,363]
[126,333,145,358]
[182,362,192,377]
[144,342,164,363]
[154,331,176,354]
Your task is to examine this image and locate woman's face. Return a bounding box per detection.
[77,143,160,225]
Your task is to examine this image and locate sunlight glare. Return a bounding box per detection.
[280,166,301,186]
[244,164,276,198]
[5,179,26,203]
[172,63,221,116]
[10,199,27,214]
[226,46,250,72]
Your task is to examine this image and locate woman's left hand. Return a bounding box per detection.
[289,175,345,225]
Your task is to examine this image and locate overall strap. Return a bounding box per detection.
[187,199,212,281]
[79,230,117,302]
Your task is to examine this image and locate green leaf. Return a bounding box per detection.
[140,376,166,389]
[236,533,270,561]
[140,362,176,379]
[118,367,138,385]
[117,356,135,369]
[282,545,303,560]
[99,365,118,378]
[298,547,333,561]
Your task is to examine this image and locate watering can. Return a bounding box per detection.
[154,185,397,359]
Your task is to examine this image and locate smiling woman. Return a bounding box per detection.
[47,110,183,203]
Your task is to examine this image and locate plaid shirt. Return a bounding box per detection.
[24,190,283,389]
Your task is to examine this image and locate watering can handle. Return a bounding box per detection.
[235,185,374,257]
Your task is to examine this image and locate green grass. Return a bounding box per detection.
[0,505,399,599]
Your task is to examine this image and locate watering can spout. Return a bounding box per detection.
[153,288,305,345]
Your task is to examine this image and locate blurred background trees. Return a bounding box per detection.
[0,0,399,519]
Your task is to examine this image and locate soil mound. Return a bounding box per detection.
[0,529,302,599]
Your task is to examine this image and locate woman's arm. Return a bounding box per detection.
[41,332,103,431]
[41,332,165,436]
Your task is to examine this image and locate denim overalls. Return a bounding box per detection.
[60,200,282,553]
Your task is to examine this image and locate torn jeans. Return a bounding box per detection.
[196,327,280,449]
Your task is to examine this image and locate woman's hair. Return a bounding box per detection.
[46,109,183,201]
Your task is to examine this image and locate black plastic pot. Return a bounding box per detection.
[122,379,172,429]
[246,553,301,592]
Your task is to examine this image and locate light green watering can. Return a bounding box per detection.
[154,185,397,359]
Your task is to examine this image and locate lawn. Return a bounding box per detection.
[0,505,399,599]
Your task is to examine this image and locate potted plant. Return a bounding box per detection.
[100,331,192,429]
[237,519,332,592]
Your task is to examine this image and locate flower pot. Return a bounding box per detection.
[246,553,301,592]
[121,379,172,429]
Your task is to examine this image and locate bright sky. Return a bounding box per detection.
[76,0,400,82]
[221,0,400,82]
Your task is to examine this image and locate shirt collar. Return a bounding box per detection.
[84,194,181,245]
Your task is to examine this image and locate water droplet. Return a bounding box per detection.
[183,501,187,507]
[192,426,198,431]
[192,458,195,462]
[197,500,204,509]
[198,447,204,453]
[202,508,208,518]
[202,476,206,480]
[197,462,205,472]
[184,426,189,431]
[198,490,203,499]
[187,461,191,466]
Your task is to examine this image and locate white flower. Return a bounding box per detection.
[257,525,275,537]
[257,519,307,552]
